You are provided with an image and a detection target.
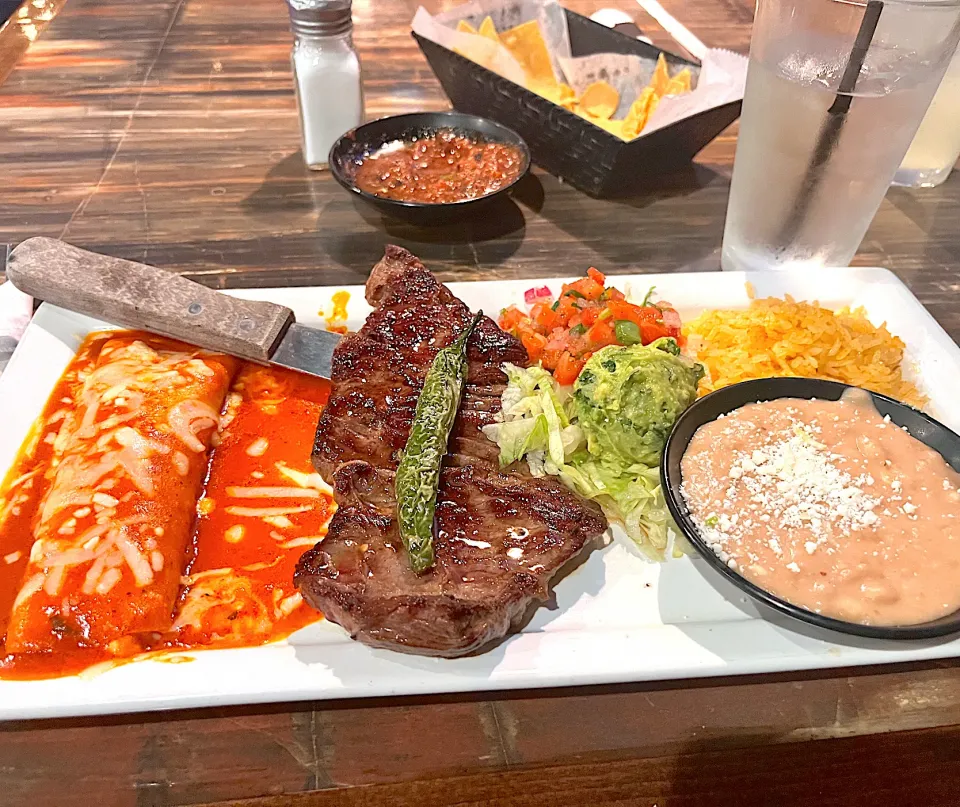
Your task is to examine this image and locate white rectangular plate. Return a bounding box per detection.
[1,267,959,721]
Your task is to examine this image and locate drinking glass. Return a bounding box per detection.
[721,0,960,272]
[893,43,960,187]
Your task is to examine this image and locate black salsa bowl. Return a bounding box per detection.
[660,376,960,641]
[328,111,530,225]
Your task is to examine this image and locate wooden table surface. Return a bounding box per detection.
[3,0,960,805]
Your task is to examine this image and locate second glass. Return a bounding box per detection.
[721,0,960,272]
[893,43,960,187]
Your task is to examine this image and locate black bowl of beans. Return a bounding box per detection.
[661,377,960,641]
[328,111,530,225]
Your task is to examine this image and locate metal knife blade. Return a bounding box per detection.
[5,237,342,379]
[269,322,341,378]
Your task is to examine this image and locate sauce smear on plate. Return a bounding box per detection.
[681,392,960,626]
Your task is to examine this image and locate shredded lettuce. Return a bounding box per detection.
[483,364,582,468]
[482,364,682,561]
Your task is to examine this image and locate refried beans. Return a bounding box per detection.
[680,391,960,626]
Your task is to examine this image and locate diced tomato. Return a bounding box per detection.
[498,305,526,333]
[554,352,585,386]
[605,301,658,327]
[497,268,684,383]
[556,296,580,324]
[579,306,599,327]
[587,267,606,286]
[541,347,564,370]
[564,277,604,302]
[520,329,547,362]
[530,302,561,332]
[640,321,670,344]
[586,319,616,349]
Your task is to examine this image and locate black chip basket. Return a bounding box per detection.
[413,9,742,198]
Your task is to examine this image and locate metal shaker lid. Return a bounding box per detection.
[286,0,353,38]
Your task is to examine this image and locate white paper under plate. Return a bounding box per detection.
[1,267,959,720]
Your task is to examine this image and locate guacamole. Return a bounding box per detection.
[572,338,703,467]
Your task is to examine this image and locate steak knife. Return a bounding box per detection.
[5,237,342,379]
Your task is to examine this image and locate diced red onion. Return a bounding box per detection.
[524,286,553,304]
[662,308,682,329]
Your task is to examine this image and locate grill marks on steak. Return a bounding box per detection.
[295,245,607,657]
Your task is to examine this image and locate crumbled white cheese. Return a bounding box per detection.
[688,416,885,577]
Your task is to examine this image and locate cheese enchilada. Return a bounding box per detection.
[6,334,237,652]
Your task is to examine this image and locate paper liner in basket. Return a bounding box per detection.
[559,47,747,136]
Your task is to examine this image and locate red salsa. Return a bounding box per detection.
[353,129,525,204]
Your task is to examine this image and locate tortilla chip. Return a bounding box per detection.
[573,108,627,139]
[452,36,500,71]
[533,80,577,108]
[620,117,640,141]
[456,20,478,35]
[622,87,660,140]
[595,116,628,138]
[573,107,598,125]
[579,81,619,120]
[500,20,555,87]
[478,16,500,43]
[649,53,671,97]
[664,67,693,96]
[557,82,578,110]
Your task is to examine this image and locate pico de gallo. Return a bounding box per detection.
[498,268,683,385]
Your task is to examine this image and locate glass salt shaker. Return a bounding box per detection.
[286,0,365,170]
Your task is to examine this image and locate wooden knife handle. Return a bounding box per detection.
[6,238,294,362]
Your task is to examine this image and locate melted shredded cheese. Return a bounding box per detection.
[224,525,245,543]
[279,535,324,549]
[245,437,269,457]
[226,486,319,499]
[275,462,333,494]
[225,505,312,517]
[168,400,220,453]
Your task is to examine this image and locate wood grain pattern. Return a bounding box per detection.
[195,725,960,807]
[2,0,960,805]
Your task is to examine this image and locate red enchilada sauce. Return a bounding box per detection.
[0,332,332,679]
[161,363,332,652]
[353,129,525,204]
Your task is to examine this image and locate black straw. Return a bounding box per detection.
[776,0,885,250]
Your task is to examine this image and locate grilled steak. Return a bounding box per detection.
[295,246,607,656]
